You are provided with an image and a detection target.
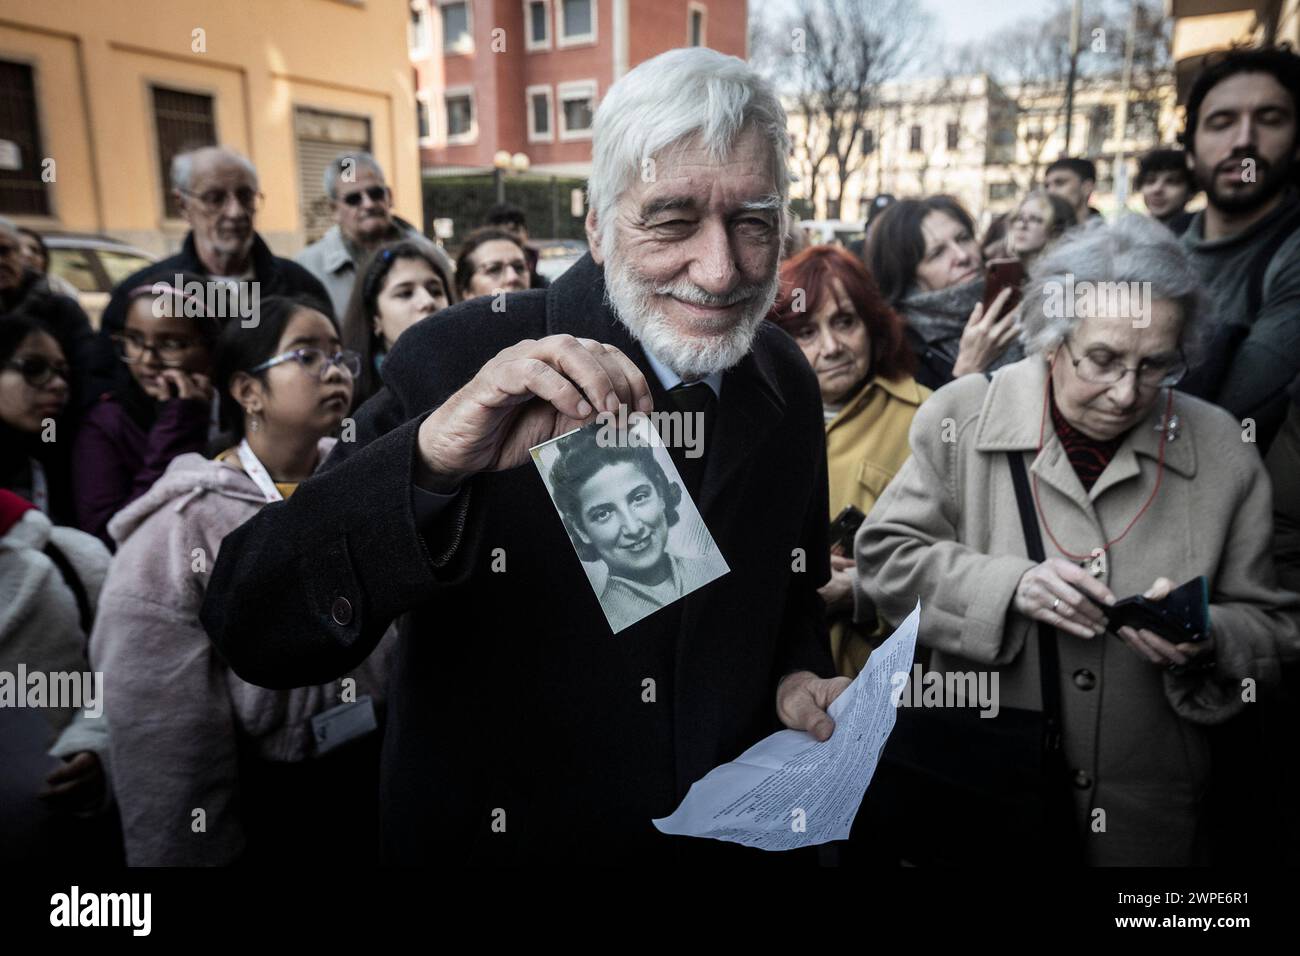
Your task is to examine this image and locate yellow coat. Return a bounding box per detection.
[824,374,930,676]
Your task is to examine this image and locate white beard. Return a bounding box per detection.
[602,249,779,380]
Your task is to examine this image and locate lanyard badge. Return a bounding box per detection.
[237,439,284,503]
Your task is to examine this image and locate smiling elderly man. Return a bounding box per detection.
[201,48,844,864]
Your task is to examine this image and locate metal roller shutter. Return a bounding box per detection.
[294,108,371,243]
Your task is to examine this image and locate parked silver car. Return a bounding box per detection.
[44,234,156,328]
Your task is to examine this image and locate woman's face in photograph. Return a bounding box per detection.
[574,460,670,578]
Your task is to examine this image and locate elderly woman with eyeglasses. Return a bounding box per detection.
[88,294,392,865]
[857,216,1300,865]
[71,275,220,547]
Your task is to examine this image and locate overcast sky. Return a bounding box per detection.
[924,0,1057,46]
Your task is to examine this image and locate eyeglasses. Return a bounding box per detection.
[474,259,528,280]
[340,185,389,207]
[1062,339,1188,388]
[4,356,69,387]
[249,347,361,380]
[179,187,263,214]
[111,333,203,367]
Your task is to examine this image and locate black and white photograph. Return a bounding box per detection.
[531,415,729,633]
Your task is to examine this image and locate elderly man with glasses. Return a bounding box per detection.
[93,147,331,407]
[296,151,455,318]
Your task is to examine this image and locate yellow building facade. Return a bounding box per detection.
[0,0,421,257]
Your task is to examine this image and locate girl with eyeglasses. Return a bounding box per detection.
[0,315,74,523]
[89,294,391,865]
[71,274,219,547]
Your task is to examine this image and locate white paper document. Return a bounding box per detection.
[653,601,920,850]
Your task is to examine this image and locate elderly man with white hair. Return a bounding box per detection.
[296,151,454,317]
[857,214,1300,866]
[201,48,844,864]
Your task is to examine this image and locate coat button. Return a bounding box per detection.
[1072,669,1097,690]
[331,596,353,626]
[1073,769,1092,789]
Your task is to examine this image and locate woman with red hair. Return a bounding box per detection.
[769,245,930,675]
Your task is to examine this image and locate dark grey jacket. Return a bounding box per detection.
[1182,191,1300,451]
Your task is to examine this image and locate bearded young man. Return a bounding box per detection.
[200,48,846,865]
[1180,45,1300,453]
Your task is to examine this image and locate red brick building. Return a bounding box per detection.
[409,0,748,177]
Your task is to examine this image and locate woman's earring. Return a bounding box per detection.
[247,409,259,432]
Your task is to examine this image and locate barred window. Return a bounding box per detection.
[0,60,51,216]
[152,86,217,219]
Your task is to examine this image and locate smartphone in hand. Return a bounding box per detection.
[982,258,1024,314]
[829,505,867,555]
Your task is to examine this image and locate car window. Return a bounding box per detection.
[97,250,154,287]
[48,248,100,293]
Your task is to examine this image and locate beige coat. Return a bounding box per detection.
[858,357,1300,865]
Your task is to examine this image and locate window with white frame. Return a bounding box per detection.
[525,0,551,51]
[408,1,432,55]
[441,1,473,54]
[558,0,596,46]
[526,85,554,142]
[558,80,596,140]
[416,93,433,144]
[444,88,475,143]
[688,3,706,46]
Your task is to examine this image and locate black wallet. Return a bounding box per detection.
[1093,575,1210,644]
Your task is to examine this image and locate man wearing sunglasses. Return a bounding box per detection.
[296,151,455,318]
[94,147,331,407]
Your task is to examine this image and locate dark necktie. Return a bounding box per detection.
[667,381,716,499]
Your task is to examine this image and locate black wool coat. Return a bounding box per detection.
[200,254,835,864]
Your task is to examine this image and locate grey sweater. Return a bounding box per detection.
[1182,191,1300,448]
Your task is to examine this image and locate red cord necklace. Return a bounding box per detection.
[1032,356,1172,566]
